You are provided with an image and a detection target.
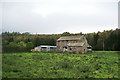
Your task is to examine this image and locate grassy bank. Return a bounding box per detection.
[2,51,119,78]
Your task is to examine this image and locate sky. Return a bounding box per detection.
[0,0,119,34]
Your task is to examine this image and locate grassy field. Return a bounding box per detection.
[2,51,119,78]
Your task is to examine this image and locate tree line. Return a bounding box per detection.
[2,28,120,53]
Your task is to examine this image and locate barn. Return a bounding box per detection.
[56,35,91,53]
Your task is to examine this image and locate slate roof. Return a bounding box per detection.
[67,42,85,47]
[57,35,84,41]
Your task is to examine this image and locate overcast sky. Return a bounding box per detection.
[0,0,119,34]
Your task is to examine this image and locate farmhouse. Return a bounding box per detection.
[31,45,57,52]
[56,35,91,53]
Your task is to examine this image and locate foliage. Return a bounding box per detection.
[2,29,120,52]
[2,51,119,78]
[61,32,71,36]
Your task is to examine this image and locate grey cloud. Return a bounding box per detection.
[2,1,118,34]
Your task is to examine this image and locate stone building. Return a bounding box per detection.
[56,35,91,53]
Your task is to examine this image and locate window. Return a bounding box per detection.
[63,46,67,49]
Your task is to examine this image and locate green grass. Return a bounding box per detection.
[2,51,119,78]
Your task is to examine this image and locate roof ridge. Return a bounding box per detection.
[61,35,84,37]
[57,35,84,41]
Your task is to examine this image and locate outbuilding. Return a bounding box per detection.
[31,45,57,52]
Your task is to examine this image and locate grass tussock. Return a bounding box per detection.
[2,51,119,78]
